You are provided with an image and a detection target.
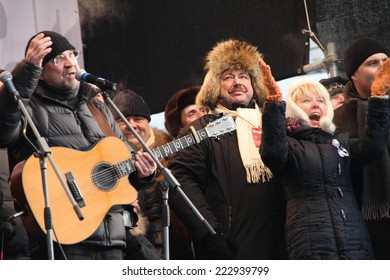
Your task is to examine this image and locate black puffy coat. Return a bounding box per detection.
[261,99,390,259]
[168,111,285,260]
[0,60,142,257]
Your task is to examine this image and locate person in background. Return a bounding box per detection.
[260,55,390,258]
[164,86,206,138]
[0,148,30,259]
[0,31,156,260]
[111,89,194,259]
[319,76,348,110]
[168,39,285,260]
[333,38,390,259]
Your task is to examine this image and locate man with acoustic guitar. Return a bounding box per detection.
[0,31,156,260]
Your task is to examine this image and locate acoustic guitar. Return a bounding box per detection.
[10,114,236,244]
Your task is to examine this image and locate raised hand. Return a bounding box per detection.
[259,59,283,102]
[371,59,390,96]
[25,33,53,67]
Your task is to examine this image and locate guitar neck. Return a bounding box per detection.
[112,114,236,179]
[152,127,208,160]
[112,127,207,178]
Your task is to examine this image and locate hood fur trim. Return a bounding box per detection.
[196,39,268,109]
[286,78,336,134]
[129,211,149,236]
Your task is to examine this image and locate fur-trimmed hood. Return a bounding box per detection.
[286,78,336,134]
[196,39,268,110]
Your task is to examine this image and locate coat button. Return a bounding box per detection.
[337,187,344,198]
[340,209,347,220]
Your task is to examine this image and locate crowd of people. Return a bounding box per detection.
[0,30,389,260]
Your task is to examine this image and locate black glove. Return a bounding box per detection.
[125,230,142,254]
[200,233,234,260]
[125,230,162,260]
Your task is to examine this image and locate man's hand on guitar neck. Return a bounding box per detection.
[134,151,157,179]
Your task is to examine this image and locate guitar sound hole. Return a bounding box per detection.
[92,163,117,191]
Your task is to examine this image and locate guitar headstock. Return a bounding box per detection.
[204,114,236,138]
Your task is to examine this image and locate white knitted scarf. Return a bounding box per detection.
[214,103,273,183]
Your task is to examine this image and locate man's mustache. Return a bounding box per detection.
[228,84,247,94]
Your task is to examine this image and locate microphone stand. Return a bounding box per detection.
[102,91,216,260]
[11,89,84,260]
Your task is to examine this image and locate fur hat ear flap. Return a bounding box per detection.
[196,71,219,109]
[286,78,336,134]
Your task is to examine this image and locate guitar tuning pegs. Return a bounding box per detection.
[214,136,220,142]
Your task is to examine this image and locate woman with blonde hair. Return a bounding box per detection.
[259,60,390,259]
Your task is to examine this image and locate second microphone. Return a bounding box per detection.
[76,69,118,91]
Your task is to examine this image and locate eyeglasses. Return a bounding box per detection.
[52,50,80,66]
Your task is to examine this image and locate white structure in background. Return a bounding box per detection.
[0,0,83,71]
[150,39,328,132]
[0,1,328,132]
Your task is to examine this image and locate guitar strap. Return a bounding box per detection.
[87,101,116,137]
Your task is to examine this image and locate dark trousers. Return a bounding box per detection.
[367,218,390,260]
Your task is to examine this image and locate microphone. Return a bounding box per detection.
[0,69,19,97]
[76,69,117,91]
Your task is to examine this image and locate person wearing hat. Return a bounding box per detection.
[112,89,194,260]
[167,39,285,259]
[164,86,206,138]
[260,57,390,258]
[0,31,157,260]
[333,38,390,259]
[319,76,348,110]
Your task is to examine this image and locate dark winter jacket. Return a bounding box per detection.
[261,99,390,259]
[334,82,390,219]
[168,109,284,260]
[333,82,390,259]
[0,149,30,259]
[136,128,194,259]
[0,60,144,255]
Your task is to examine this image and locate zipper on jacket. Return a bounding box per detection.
[228,205,232,233]
[73,111,81,126]
[104,218,111,246]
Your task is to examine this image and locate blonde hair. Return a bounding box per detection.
[291,83,327,103]
[286,78,336,133]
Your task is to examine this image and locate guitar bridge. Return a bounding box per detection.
[65,172,86,208]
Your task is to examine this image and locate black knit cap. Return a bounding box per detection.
[111,89,151,121]
[164,86,200,138]
[25,31,76,66]
[343,38,388,80]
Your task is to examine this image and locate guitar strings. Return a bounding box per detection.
[67,161,134,196]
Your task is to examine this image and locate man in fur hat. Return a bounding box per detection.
[333,38,390,259]
[0,31,156,259]
[168,39,285,259]
[164,86,206,138]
